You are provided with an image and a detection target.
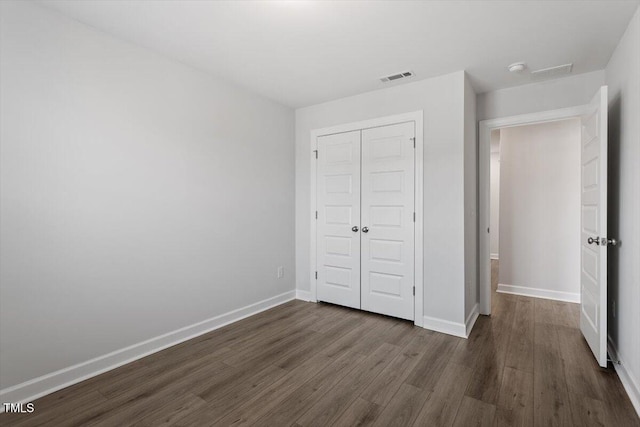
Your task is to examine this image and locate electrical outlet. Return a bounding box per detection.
[277,266,284,279]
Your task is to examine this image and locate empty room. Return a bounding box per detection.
[1,1,639,426]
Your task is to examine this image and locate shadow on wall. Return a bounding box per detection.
[607,93,622,345]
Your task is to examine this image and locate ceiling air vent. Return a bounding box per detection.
[531,63,573,81]
[380,71,414,83]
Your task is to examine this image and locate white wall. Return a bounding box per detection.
[497,119,581,301]
[490,130,501,259]
[295,71,469,329]
[0,0,295,392]
[477,70,606,121]
[605,5,640,413]
[463,74,478,321]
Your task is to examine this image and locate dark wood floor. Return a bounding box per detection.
[2,260,639,426]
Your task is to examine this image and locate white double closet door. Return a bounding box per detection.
[316,121,415,321]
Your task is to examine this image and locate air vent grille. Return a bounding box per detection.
[380,71,414,83]
[531,63,573,81]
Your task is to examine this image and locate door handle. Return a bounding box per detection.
[351,226,359,232]
[362,227,369,233]
[587,236,600,245]
[602,237,619,246]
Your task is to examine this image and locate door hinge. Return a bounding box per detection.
[411,137,416,148]
[413,286,415,296]
[413,212,416,222]
[315,271,318,280]
[313,150,318,159]
[315,211,318,219]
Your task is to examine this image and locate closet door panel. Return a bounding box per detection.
[361,122,415,320]
[316,131,361,309]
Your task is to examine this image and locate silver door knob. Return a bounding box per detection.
[587,236,600,245]
[602,237,619,246]
[362,227,369,233]
[351,226,359,232]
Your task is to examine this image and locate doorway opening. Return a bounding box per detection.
[479,87,610,367]
[487,118,582,310]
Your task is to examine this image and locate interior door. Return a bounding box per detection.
[316,130,361,309]
[580,86,608,367]
[361,122,415,320]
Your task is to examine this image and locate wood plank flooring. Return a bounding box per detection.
[2,261,638,426]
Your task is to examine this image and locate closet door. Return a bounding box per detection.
[316,131,361,309]
[361,122,415,320]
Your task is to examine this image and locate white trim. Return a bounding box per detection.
[295,290,313,302]
[608,336,640,417]
[490,253,499,260]
[479,105,589,315]
[310,111,424,327]
[0,290,295,409]
[414,112,425,327]
[422,315,467,338]
[465,304,480,338]
[497,283,580,303]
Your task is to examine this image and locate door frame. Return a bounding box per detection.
[478,105,589,315]
[310,111,424,326]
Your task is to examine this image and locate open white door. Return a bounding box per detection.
[361,122,415,320]
[316,130,361,309]
[580,86,608,367]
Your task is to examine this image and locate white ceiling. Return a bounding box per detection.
[38,0,639,108]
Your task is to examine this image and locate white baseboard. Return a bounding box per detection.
[490,253,499,260]
[295,289,313,302]
[497,283,580,303]
[608,336,640,418]
[465,304,479,338]
[0,290,296,410]
[423,315,467,339]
